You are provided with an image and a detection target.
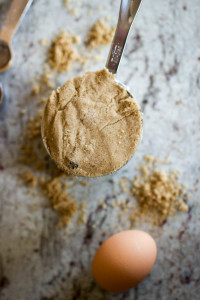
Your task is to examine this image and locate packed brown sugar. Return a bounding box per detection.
[41,68,142,177]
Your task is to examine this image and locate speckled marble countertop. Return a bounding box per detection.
[0,0,200,299]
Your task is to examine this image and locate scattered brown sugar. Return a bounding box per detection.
[30,202,40,211]
[18,110,54,173]
[48,32,79,72]
[72,35,81,45]
[77,201,87,224]
[19,108,81,226]
[41,177,78,226]
[20,109,26,116]
[31,72,54,95]
[19,108,66,175]
[68,8,78,16]
[98,199,107,210]
[86,19,115,47]
[119,177,129,193]
[129,156,189,226]
[64,0,79,16]
[79,180,90,187]
[20,171,37,187]
[37,97,47,107]
[64,0,71,7]
[40,39,49,46]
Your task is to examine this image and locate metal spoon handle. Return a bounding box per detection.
[0,0,33,43]
[106,0,142,74]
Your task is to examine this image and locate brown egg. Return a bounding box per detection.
[92,230,157,292]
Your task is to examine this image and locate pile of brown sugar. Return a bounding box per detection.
[86,19,115,47]
[130,156,189,225]
[46,19,115,73]
[48,31,79,72]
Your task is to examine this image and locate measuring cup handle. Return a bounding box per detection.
[106,0,142,75]
[0,0,33,43]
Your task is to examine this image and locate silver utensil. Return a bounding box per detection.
[0,0,33,73]
[0,0,33,107]
[106,0,142,75]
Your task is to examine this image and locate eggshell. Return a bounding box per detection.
[92,230,157,292]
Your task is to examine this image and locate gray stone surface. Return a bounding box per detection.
[0,0,200,299]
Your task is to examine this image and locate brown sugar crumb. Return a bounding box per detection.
[98,199,107,210]
[20,109,26,116]
[72,35,81,45]
[130,156,189,225]
[86,19,115,47]
[77,201,87,224]
[31,84,40,95]
[119,177,129,193]
[68,8,78,16]
[64,0,71,6]
[37,97,47,107]
[40,39,49,46]
[64,0,79,16]
[48,32,79,72]
[41,177,77,226]
[30,202,40,211]
[79,180,89,187]
[21,171,37,187]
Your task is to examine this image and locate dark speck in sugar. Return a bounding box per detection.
[69,161,79,169]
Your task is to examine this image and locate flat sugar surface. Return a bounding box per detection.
[42,69,142,177]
